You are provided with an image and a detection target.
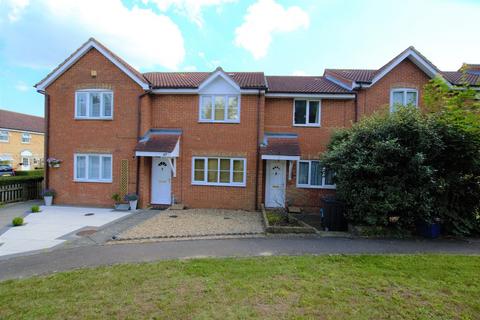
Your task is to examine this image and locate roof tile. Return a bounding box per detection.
[0,109,44,133]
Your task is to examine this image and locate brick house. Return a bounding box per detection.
[0,109,45,171]
[35,38,479,210]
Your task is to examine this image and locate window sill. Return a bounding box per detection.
[198,120,240,124]
[74,179,113,184]
[293,124,321,127]
[74,117,113,121]
[296,184,336,190]
[191,182,246,187]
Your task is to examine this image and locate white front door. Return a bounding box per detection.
[265,160,286,208]
[151,157,172,204]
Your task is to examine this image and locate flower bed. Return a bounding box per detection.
[261,205,317,234]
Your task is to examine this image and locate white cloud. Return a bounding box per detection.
[15,81,30,92]
[0,0,185,70]
[144,0,236,27]
[3,0,29,22]
[183,65,197,71]
[234,0,309,59]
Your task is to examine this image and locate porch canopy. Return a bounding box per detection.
[260,132,300,161]
[134,129,181,158]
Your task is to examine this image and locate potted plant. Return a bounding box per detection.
[42,189,56,206]
[112,193,122,209]
[124,193,138,211]
[46,157,62,168]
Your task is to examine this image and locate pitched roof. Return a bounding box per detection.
[144,71,266,89]
[0,109,44,133]
[266,76,351,94]
[261,133,301,156]
[35,38,149,90]
[324,46,446,88]
[441,71,480,86]
[135,129,181,153]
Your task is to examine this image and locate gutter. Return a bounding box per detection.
[37,89,49,189]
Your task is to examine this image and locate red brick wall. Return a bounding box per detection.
[45,48,143,207]
[147,94,263,211]
[357,59,430,118]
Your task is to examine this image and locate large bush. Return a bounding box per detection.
[322,107,480,236]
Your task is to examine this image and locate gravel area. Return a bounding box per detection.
[116,209,265,240]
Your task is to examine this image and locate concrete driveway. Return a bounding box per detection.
[0,204,131,257]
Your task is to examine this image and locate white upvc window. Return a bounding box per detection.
[192,157,246,187]
[21,132,31,144]
[293,99,321,126]
[390,88,418,112]
[297,160,335,189]
[0,130,8,142]
[74,153,112,183]
[75,90,113,119]
[199,95,240,123]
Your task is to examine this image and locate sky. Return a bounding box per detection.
[0,0,479,117]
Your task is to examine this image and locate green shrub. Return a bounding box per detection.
[266,212,285,225]
[322,107,480,236]
[12,217,24,226]
[0,176,43,186]
[31,205,40,213]
[14,170,44,177]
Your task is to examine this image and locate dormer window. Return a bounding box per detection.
[75,90,113,119]
[199,95,240,123]
[390,88,418,112]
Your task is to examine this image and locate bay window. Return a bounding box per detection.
[75,90,113,119]
[297,160,335,189]
[199,95,240,123]
[294,99,320,126]
[192,157,246,186]
[74,153,112,182]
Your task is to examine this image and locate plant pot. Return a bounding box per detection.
[52,164,60,168]
[129,200,138,211]
[44,196,53,206]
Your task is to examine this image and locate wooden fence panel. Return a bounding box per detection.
[0,178,44,204]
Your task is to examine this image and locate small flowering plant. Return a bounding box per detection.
[42,189,56,197]
[124,193,138,201]
[47,157,62,168]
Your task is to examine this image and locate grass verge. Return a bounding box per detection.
[0,255,479,319]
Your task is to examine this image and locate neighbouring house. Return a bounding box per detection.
[0,109,45,171]
[35,38,479,210]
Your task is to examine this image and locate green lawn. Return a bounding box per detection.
[0,255,479,319]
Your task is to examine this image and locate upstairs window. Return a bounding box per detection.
[75,90,113,119]
[0,130,8,142]
[390,88,418,112]
[199,95,240,123]
[294,100,320,126]
[297,160,335,189]
[21,133,31,143]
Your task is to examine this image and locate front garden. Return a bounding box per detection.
[0,255,479,319]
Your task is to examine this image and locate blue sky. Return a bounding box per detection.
[0,0,479,117]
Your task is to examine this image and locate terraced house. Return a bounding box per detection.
[35,38,479,210]
[0,109,45,171]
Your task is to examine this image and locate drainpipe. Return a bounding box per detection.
[37,90,49,189]
[136,90,151,196]
[354,91,358,123]
[254,89,262,210]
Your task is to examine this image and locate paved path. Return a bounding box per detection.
[0,236,479,281]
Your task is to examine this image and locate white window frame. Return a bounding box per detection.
[296,160,335,189]
[390,88,418,112]
[21,132,31,144]
[293,99,321,127]
[0,130,9,143]
[199,94,241,123]
[74,153,113,183]
[191,157,246,187]
[75,89,114,120]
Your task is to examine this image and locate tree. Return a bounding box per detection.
[322,104,480,236]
